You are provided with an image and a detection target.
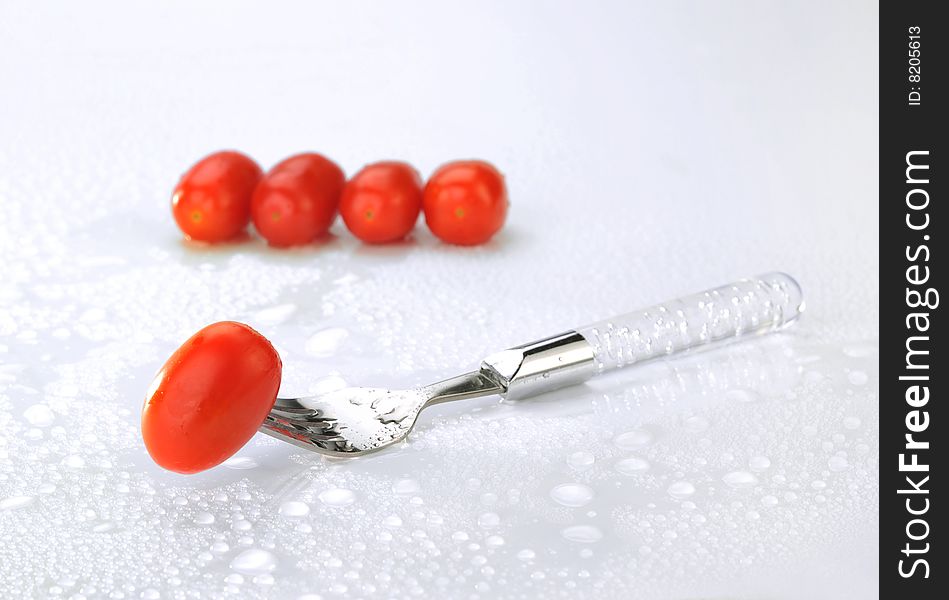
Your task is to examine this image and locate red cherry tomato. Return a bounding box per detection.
[251,153,345,247]
[340,161,423,243]
[171,151,263,243]
[422,160,508,245]
[141,321,282,474]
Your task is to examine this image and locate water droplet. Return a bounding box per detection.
[229,549,277,575]
[613,429,653,449]
[683,416,709,433]
[567,451,595,469]
[253,304,297,326]
[615,457,650,475]
[308,375,348,396]
[233,519,252,531]
[828,456,849,472]
[222,457,258,470]
[391,479,421,495]
[723,471,758,489]
[667,481,695,499]
[383,515,403,527]
[550,483,594,507]
[561,525,603,543]
[848,370,868,386]
[843,416,862,430]
[843,344,875,358]
[478,512,500,529]
[1,496,34,510]
[749,456,771,471]
[304,328,349,357]
[726,389,759,403]
[23,404,55,427]
[761,495,779,506]
[318,488,356,507]
[517,549,536,561]
[79,307,107,322]
[279,501,310,518]
[194,512,215,525]
[61,455,85,469]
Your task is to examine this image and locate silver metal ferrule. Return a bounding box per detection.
[480,331,596,400]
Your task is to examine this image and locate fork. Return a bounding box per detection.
[260,272,804,457]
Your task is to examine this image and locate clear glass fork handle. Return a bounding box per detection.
[577,271,804,373]
[482,272,804,399]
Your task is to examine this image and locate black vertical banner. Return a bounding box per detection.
[880,0,945,596]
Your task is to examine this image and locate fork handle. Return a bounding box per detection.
[481,272,804,400]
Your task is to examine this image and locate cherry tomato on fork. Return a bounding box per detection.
[171,151,263,242]
[422,160,508,246]
[251,153,346,247]
[340,161,424,243]
[141,321,282,474]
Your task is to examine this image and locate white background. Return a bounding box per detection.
[1,1,878,598]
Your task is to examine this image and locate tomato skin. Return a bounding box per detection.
[171,151,263,242]
[340,161,423,243]
[142,321,282,474]
[251,153,345,247]
[422,160,508,245]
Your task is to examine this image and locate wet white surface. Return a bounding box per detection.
[0,1,878,598]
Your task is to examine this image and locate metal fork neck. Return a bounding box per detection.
[421,371,504,406]
[481,331,596,400]
[424,331,597,405]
